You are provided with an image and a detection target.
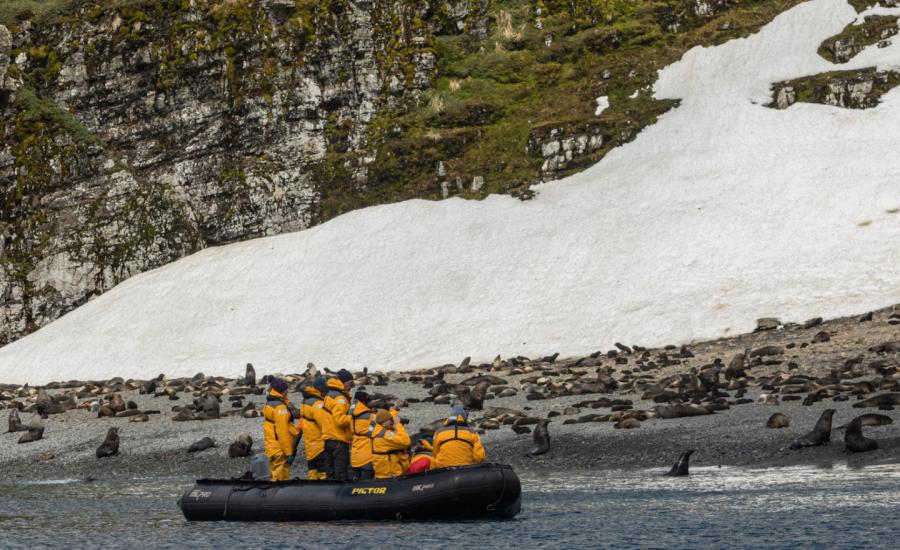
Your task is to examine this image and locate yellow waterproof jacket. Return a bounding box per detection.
[263,389,298,458]
[299,389,325,461]
[320,378,352,443]
[431,420,485,469]
[349,400,375,468]
[371,418,410,478]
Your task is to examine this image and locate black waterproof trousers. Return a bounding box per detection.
[323,440,350,481]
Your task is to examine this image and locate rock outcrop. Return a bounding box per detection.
[0,24,12,106]
[818,15,899,64]
[0,1,488,345]
[0,0,810,348]
[769,68,900,110]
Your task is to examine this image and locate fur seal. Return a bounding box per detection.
[194,395,221,420]
[653,404,710,419]
[526,419,551,457]
[172,409,196,421]
[241,403,260,419]
[480,419,500,430]
[18,417,44,444]
[852,393,900,408]
[664,450,694,476]
[228,434,253,458]
[460,375,507,386]
[8,408,27,433]
[836,414,892,430]
[115,409,145,418]
[96,427,120,458]
[767,413,790,429]
[844,417,878,453]
[790,409,835,449]
[458,381,490,411]
[758,394,779,405]
[108,394,126,413]
[243,363,256,386]
[188,437,217,453]
[725,353,746,380]
[614,417,641,429]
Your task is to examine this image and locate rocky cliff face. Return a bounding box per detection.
[1,0,807,348]
[0,0,488,345]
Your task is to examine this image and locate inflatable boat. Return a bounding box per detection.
[179,463,521,521]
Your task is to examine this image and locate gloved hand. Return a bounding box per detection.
[287,455,295,465]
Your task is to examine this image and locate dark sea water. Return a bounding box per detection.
[2,465,899,549]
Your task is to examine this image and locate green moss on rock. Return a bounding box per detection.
[818,15,900,64]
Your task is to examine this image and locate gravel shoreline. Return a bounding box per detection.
[2,386,899,482]
[2,306,899,481]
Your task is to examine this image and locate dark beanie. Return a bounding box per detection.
[354,391,370,405]
[337,369,353,383]
[269,377,288,394]
[313,375,328,394]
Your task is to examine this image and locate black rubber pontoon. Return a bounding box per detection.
[179,463,521,521]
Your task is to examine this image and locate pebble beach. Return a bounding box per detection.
[2,306,899,481]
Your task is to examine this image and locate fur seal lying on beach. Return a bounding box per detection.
[844,417,878,453]
[664,450,694,476]
[767,413,790,429]
[526,419,551,457]
[653,404,710,419]
[614,417,641,429]
[188,437,217,453]
[790,409,834,449]
[18,417,44,444]
[194,395,221,420]
[96,427,120,458]
[228,434,253,458]
[108,394,126,413]
[836,414,892,430]
[459,375,507,386]
[852,393,900,409]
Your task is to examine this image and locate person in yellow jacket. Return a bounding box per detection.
[370,408,410,478]
[298,380,327,480]
[262,378,299,481]
[347,391,375,481]
[431,406,486,469]
[319,369,354,480]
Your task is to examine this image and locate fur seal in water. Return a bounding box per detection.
[188,437,217,453]
[665,450,695,476]
[96,427,120,458]
[790,409,835,449]
[526,419,551,457]
[844,417,879,452]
